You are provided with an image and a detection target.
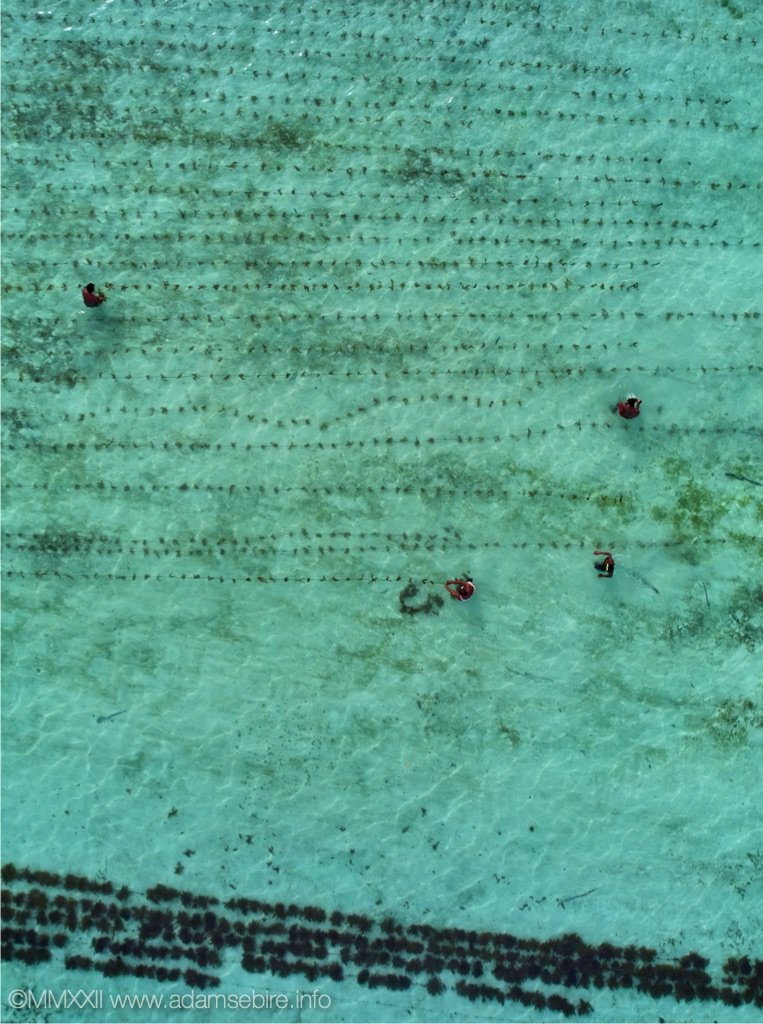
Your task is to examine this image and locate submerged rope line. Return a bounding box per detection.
[2,537,751,588]
[2,570,436,585]
[7,109,758,145]
[6,5,758,46]
[4,364,762,388]
[4,424,760,457]
[2,304,758,327]
[2,481,629,504]
[3,532,487,560]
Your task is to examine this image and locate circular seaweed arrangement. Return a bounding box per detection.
[398,581,444,615]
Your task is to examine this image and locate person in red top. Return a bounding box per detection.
[616,395,641,419]
[82,283,106,307]
[593,551,615,578]
[445,577,475,601]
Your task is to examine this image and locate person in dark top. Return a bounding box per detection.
[616,395,641,419]
[82,283,106,307]
[445,577,475,601]
[594,551,615,578]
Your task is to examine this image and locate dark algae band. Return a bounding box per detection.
[2,864,760,1016]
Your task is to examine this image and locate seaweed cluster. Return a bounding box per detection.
[6,527,751,591]
[398,580,445,615]
[6,528,467,561]
[2,864,760,1015]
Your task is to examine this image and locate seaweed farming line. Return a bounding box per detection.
[6,3,759,48]
[0,257,734,279]
[2,148,735,184]
[5,101,757,144]
[3,170,751,210]
[5,250,750,275]
[5,534,756,563]
[3,297,758,323]
[3,482,630,506]
[10,237,729,259]
[0,335,683,360]
[5,409,761,440]
[6,12,758,53]
[3,336,756,365]
[4,77,747,124]
[5,350,755,377]
[2,169,758,211]
[7,528,465,547]
[2,864,760,1017]
[0,32,699,80]
[3,337,756,366]
[6,107,759,144]
[4,532,486,560]
[7,170,756,200]
[0,263,751,292]
[2,147,757,194]
[8,196,749,227]
[1,77,748,117]
[2,531,753,589]
[0,55,644,85]
[3,229,757,256]
[6,425,761,457]
[2,88,757,137]
[5,544,490,562]
[0,277,644,296]
[5,365,761,390]
[4,348,761,373]
[0,570,481,587]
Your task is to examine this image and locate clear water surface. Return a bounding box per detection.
[1,1,762,1021]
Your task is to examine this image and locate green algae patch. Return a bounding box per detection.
[707,697,762,749]
[661,604,708,646]
[397,147,465,185]
[499,721,522,747]
[663,581,763,653]
[255,119,314,152]
[651,458,730,561]
[723,582,763,652]
[719,0,745,21]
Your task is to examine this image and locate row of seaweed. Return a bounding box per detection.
[4,240,743,277]
[6,177,746,215]
[0,261,726,293]
[1,148,753,201]
[3,55,752,132]
[0,268,707,293]
[1,864,760,1014]
[8,155,752,202]
[1,481,633,509]
[8,8,754,50]
[6,529,463,555]
[1,192,746,230]
[0,39,670,85]
[4,422,755,461]
[0,48,687,92]
[22,533,728,570]
[0,285,746,328]
[6,551,745,589]
[0,152,690,191]
[2,281,755,322]
[9,106,753,150]
[7,362,759,390]
[2,221,750,257]
[5,69,741,122]
[3,331,754,366]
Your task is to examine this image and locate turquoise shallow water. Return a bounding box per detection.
[2,1,762,1021]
